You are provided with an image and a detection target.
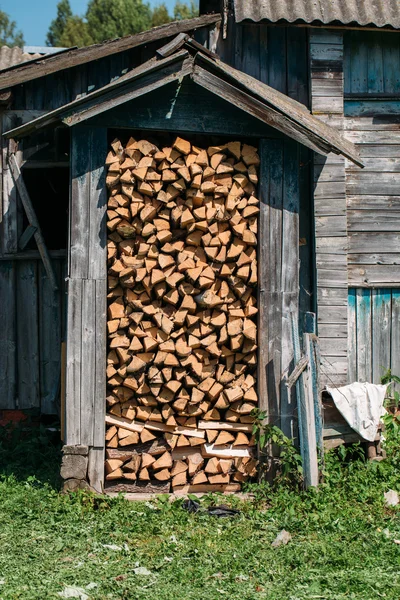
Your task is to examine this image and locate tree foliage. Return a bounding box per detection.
[0,9,24,47]
[85,0,152,43]
[151,3,172,28]
[46,0,73,46]
[173,0,198,20]
[46,0,199,48]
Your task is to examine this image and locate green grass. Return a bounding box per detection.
[0,426,400,599]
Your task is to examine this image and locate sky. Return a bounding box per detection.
[2,0,177,46]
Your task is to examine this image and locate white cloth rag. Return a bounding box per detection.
[326,382,387,442]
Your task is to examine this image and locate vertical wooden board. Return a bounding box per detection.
[66,278,82,445]
[0,261,16,408]
[70,126,90,279]
[382,39,400,95]
[347,288,357,382]
[367,34,384,94]
[258,25,269,85]
[88,446,105,493]
[93,279,107,447]
[281,139,300,438]
[16,261,39,408]
[347,32,368,94]
[258,139,270,417]
[238,23,261,80]
[39,260,62,414]
[391,290,400,380]
[356,288,372,383]
[372,289,391,384]
[88,127,108,280]
[1,116,18,253]
[268,27,287,94]
[80,279,96,446]
[287,28,309,106]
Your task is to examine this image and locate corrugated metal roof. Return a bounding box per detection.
[233,0,400,29]
[0,46,43,70]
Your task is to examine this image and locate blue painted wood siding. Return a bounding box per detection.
[348,288,400,383]
[344,31,400,96]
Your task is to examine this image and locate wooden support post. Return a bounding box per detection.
[291,312,319,488]
[8,153,58,291]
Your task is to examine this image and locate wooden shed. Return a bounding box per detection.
[1,1,398,492]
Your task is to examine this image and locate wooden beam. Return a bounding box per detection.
[0,14,221,91]
[8,153,58,291]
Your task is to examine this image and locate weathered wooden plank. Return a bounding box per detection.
[314,163,345,183]
[80,279,96,446]
[312,97,343,114]
[314,181,346,199]
[319,337,347,357]
[347,195,400,209]
[39,261,61,414]
[317,287,348,306]
[347,158,400,172]
[94,279,107,448]
[311,79,343,97]
[88,446,104,493]
[66,278,82,445]
[0,262,16,408]
[316,253,347,269]
[345,131,400,145]
[315,216,346,237]
[357,145,400,158]
[318,323,348,338]
[317,306,348,323]
[280,139,299,438]
[347,288,357,382]
[317,268,347,288]
[70,127,90,279]
[348,209,400,231]
[1,115,18,254]
[348,264,400,287]
[314,198,346,216]
[310,43,343,62]
[349,253,400,265]
[310,30,343,45]
[356,288,372,382]
[345,100,400,117]
[372,289,391,383]
[88,128,108,280]
[349,233,400,253]
[316,237,347,253]
[16,261,39,408]
[391,290,400,382]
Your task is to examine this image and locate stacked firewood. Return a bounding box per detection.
[105,136,259,492]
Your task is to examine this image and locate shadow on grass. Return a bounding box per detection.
[0,421,62,489]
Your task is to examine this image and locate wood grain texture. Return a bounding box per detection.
[16,261,39,408]
[0,262,16,408]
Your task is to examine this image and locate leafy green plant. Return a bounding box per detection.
[251,408,303,488]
